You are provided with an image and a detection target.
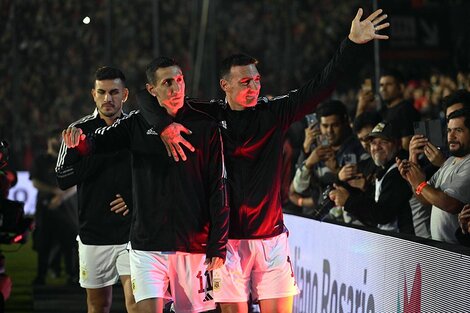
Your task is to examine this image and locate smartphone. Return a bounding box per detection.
[362,78,373,92]
[413,121,426,136]
[318,134,330,147]
[427,119,445,147]
[343,153,357,165]
[305,113,318,129]
[413,120,445,147]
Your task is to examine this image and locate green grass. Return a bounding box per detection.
[2,237,72,312]
[2,239,34,313]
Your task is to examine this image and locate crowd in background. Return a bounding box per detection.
[1,0,470,293]
[4,0,469,170]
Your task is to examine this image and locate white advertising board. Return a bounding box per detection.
[7,171,37,215]
[285,214,470,313]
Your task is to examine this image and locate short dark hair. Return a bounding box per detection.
[219,53,258,79]
[380,68,405,85]
[447,108,470,130]
[95,66,126,84]
[316,100,349,123]
[442,89,470,112]
[353,111,382,133]
[145,56,179,85]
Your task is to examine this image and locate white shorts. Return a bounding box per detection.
[129,249,216,313]
[213,232,299,302]
[77,237,130,289]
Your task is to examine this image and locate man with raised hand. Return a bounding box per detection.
[138,8,389,313]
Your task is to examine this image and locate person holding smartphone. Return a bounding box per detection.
[291,100,367,218]
[330,122,415,234]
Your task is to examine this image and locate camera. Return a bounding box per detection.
[0,140,33,245]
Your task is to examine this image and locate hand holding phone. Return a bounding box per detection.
[413,120,445,147]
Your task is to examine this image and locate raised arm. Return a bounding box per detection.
[274,8,390,126]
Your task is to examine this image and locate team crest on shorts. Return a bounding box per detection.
[213,278,221,292]
[131,279,136,292]
[80,266,88,281]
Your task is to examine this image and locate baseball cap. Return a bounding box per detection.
[366,122,400,141]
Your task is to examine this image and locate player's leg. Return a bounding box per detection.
[129,249,170,313]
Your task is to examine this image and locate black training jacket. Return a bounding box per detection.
[58,105,229,259]
[139,38,367,239]
[56,110,132,245]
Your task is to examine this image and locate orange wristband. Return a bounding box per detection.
[415,181,428,195]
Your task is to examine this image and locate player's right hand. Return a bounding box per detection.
[62,127,86,148]
[160,123,195,162]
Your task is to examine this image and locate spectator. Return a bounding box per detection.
[378,69,421,150]
[329,122,415,234]
[397,108,470,244]
[291,100,367,217]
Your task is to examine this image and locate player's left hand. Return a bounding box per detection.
[204,256,224,271]
[110,194,130,216]
[348,8,390,44]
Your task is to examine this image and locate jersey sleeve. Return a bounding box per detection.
[205,126,229,260]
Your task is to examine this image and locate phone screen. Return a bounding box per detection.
[413,120,445,147]
[343,154,357,165]
[362,78,373,92]
[413,121,426,136]
[305,113,318,128]
[427,119,445,147]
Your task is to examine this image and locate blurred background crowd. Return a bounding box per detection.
[1,0,469,171]
[0,1,470,306]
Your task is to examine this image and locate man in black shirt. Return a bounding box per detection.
[31,130,77,286]
[56,67,135,313]
[379,69,421,150]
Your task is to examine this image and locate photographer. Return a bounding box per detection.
[290,100,367,218]
[30,130,78,285]
[0,140,32,310]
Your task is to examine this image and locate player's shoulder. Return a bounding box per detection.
[68,110,99,128]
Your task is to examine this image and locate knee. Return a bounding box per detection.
[87,296,112,313]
